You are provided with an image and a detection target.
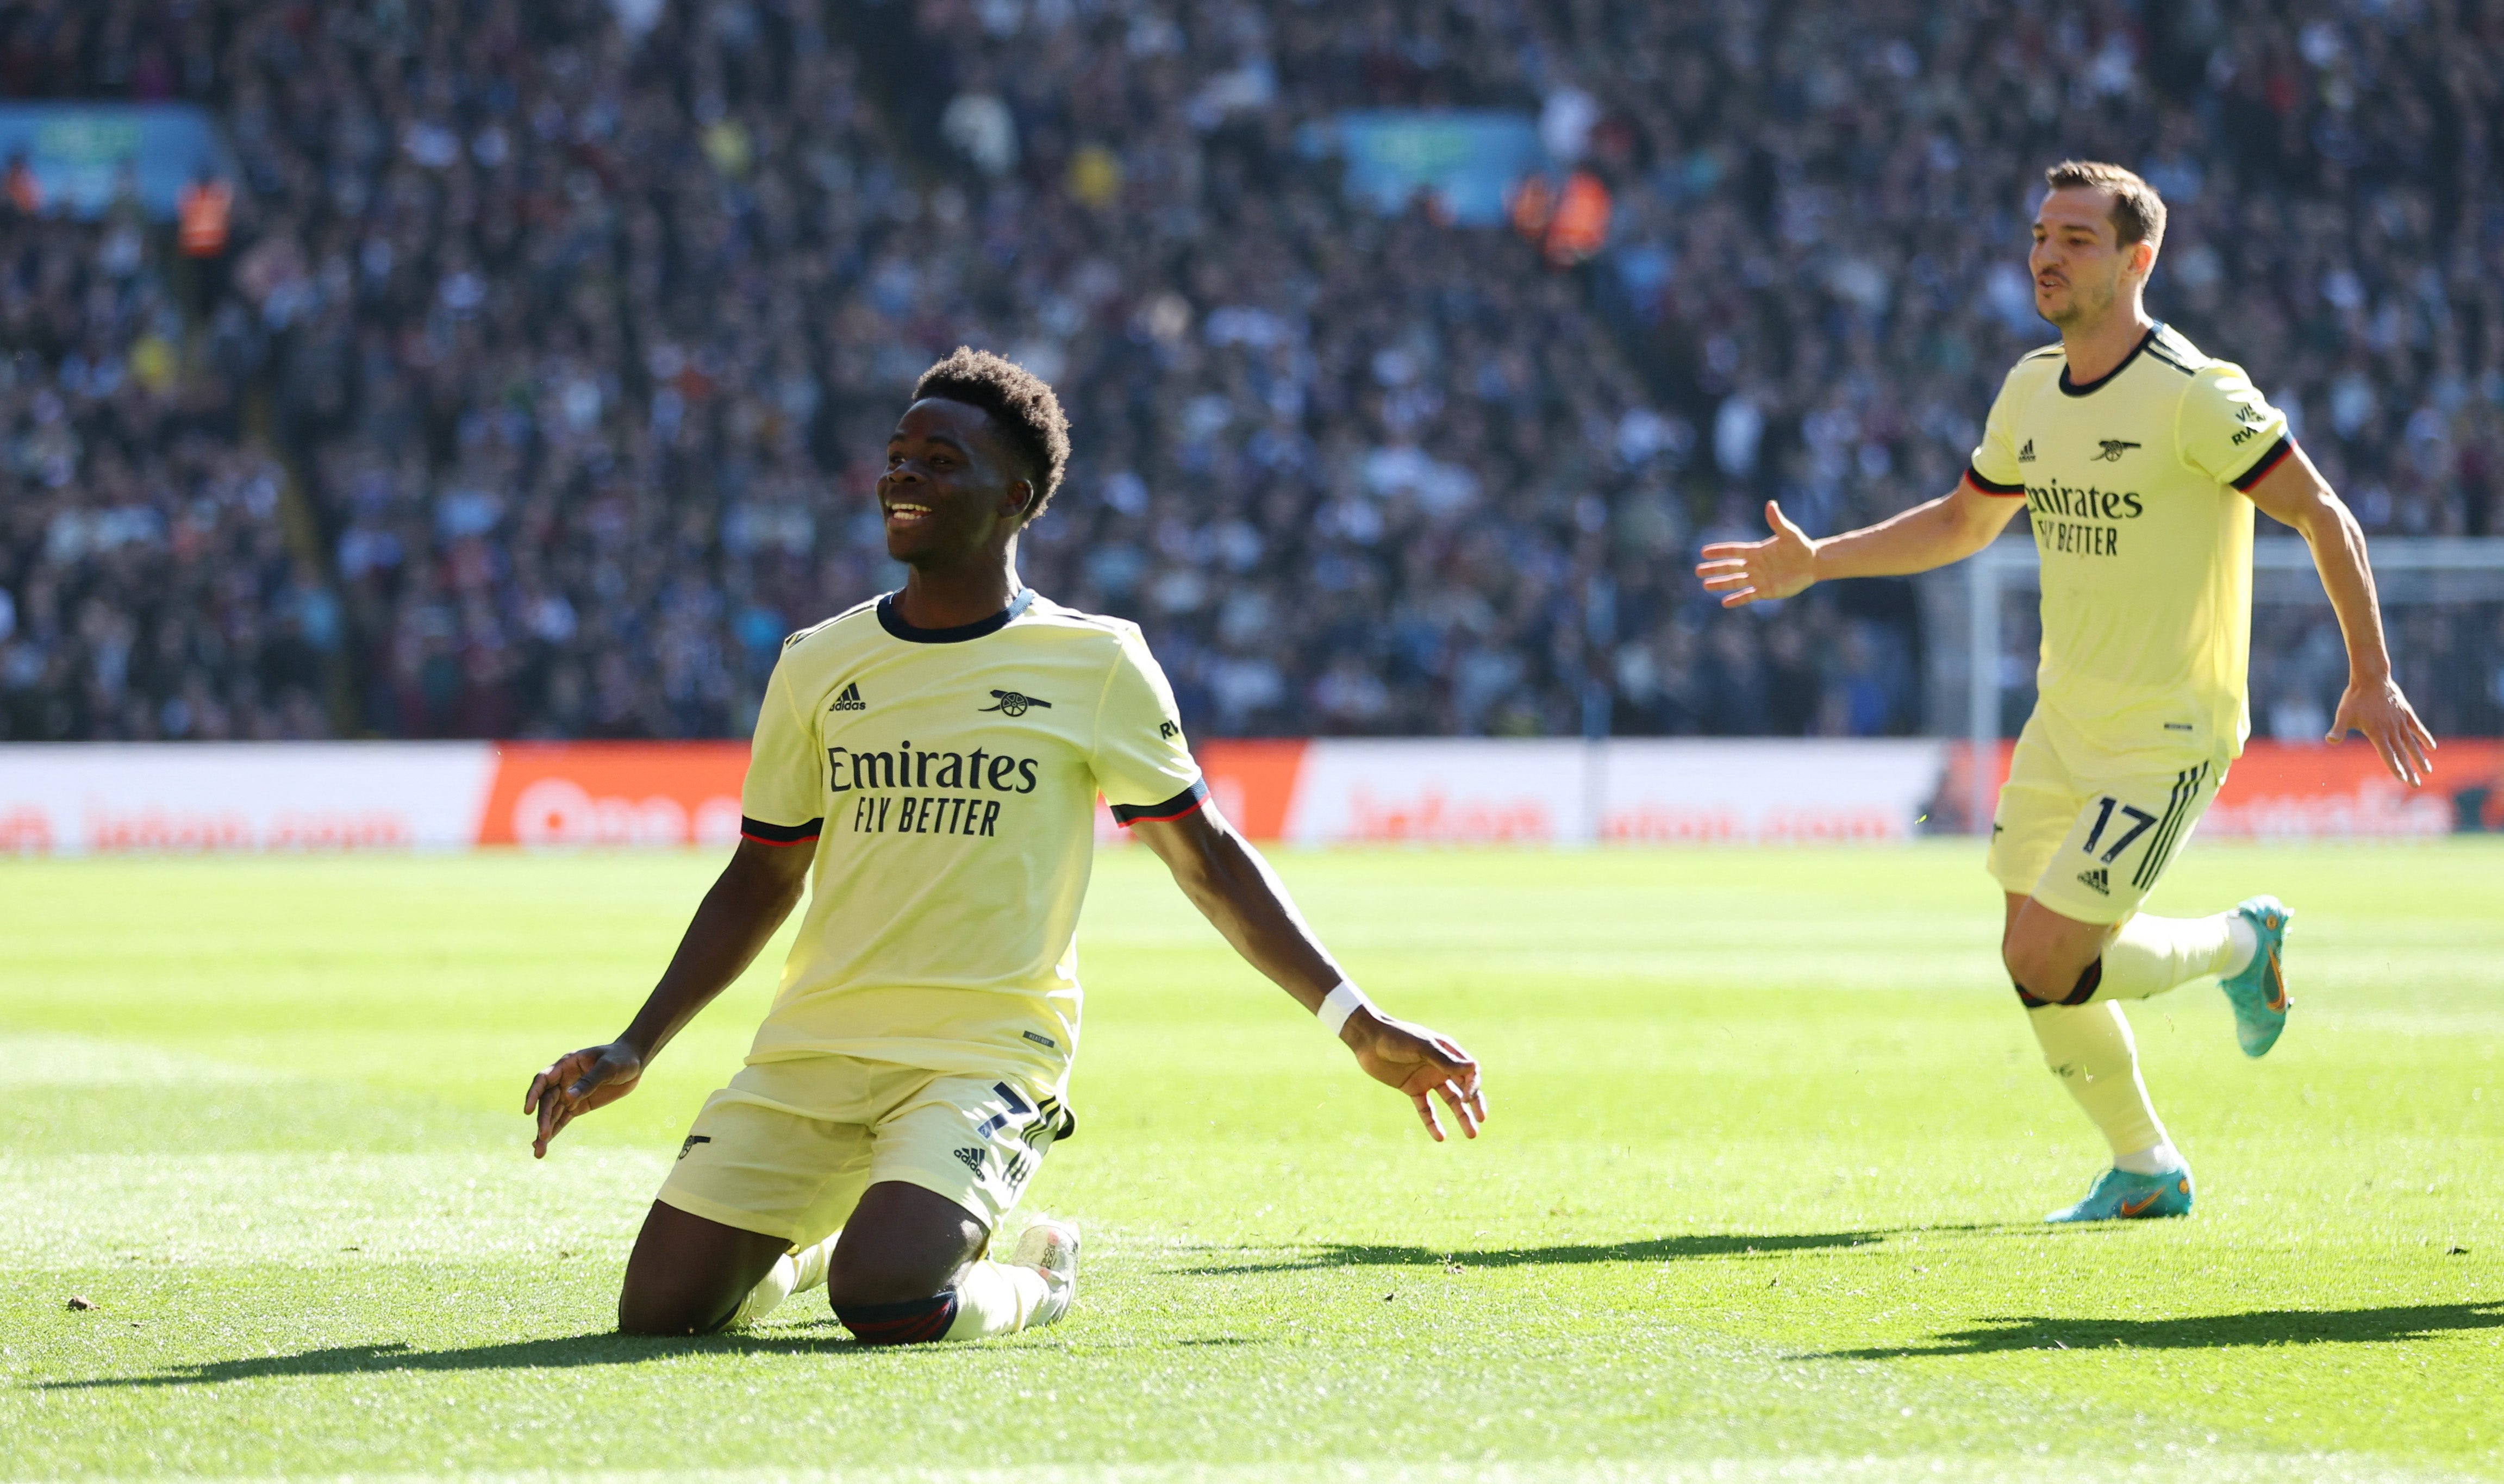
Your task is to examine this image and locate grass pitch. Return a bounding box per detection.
[2,840,2499,1482]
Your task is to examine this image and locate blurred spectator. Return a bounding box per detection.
[2,0,2501,744]
[0,150,336,737]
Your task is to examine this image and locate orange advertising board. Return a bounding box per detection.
[1194,740,1309,840]
[473,738,1318,849]
[2210,738,2503,836]
[476,742,751,848]
[7,736,2491,857]
[1937,738,2504,838]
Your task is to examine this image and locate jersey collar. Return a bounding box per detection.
[876,586,1036,643]
[2058,322,2162,398]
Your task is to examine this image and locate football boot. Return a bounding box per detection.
[1014,1216,1081,1327]
[2219,895,2294,1058]
[2045,1164,2195,1223]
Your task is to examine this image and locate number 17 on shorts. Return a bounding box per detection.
[1993,746,2233,921]
[2037,760,2223,922]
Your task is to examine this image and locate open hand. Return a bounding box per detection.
[2328,675,2437,787]
[1344,1012,1487,1142]
[522,1043,645,1158]
[1696,500,1817,608]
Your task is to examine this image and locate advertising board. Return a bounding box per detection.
[0,743,494,854]
[0,103,232,221]
[2,737,2494,855]
[1934,740,2503,840]
[476,742,748,849]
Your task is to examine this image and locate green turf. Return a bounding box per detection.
[2,840,2499,1482]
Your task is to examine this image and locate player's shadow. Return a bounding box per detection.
[43,1321,1269,1390]
[46,1326,898,1388]
[1173,1226,2015,1275]
[1812,1301,2504,1359]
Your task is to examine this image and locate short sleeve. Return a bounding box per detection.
[1963,362,2030,496]
[739,651,825,845]
[1091,629,1207,825]
[2180,362,2295,490]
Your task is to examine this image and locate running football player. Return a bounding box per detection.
[1695,161,2433,1222]
[527,349,1487,1342]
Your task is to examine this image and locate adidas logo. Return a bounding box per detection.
[2017,440,2035,462]
[2076,867,2110,896]
[951,1146,985,1173]
[828,681,866,712]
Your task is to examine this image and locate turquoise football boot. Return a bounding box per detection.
[2219,895,2294,1058]
[2045,1164,2196,1223]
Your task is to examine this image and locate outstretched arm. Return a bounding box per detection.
[1696,484,2026,608]
[1130,804,1487,1141]
[522,838,813,1156]
[2243,446,2437,786]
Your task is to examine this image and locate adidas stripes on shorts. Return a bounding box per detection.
[655,1055,1072,1245]
[1988,712,2230,926]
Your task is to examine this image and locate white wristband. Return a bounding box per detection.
[1316,980,1373,1038]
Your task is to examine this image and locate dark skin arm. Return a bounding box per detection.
[523,838,813,1156]
[1131,804,1488,1141]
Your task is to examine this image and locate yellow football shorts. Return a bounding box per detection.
[654,1055,1072,1246]
[1988,712,2230,925]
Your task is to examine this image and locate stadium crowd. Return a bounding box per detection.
[0,197,330,741]
[2,0,2501,743]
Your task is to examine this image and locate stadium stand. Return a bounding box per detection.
[2,0,2499,742]
[0,201,323,741]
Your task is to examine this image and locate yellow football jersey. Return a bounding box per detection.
[736,588,1205,1090]
[1966,323,2294,763]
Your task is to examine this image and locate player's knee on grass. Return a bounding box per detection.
[616,1200,791,1336]
[825,1180,988,1342]
[827,1241,984,1346]
[617,1281,740,1336]
[617,1244,771,1336]
[833,1291,964,1345]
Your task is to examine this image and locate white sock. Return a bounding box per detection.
[942,1259,1055,1340]
[2028,1000,2170,1160]
[2097,912,2252,1000]
[725,1230,840,1329]
[726,1255,797,1329]
[790,1229,838,1293]
[2223,915,2258,975]
[2114,1140,2184,1175]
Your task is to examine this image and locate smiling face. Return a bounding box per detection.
[877,398,1035,567]
[2030,186,2155,330]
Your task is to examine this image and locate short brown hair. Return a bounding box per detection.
[2043,160,2166,251]
[911,346,1072,523]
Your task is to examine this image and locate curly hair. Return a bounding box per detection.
[911,347,1071,523]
